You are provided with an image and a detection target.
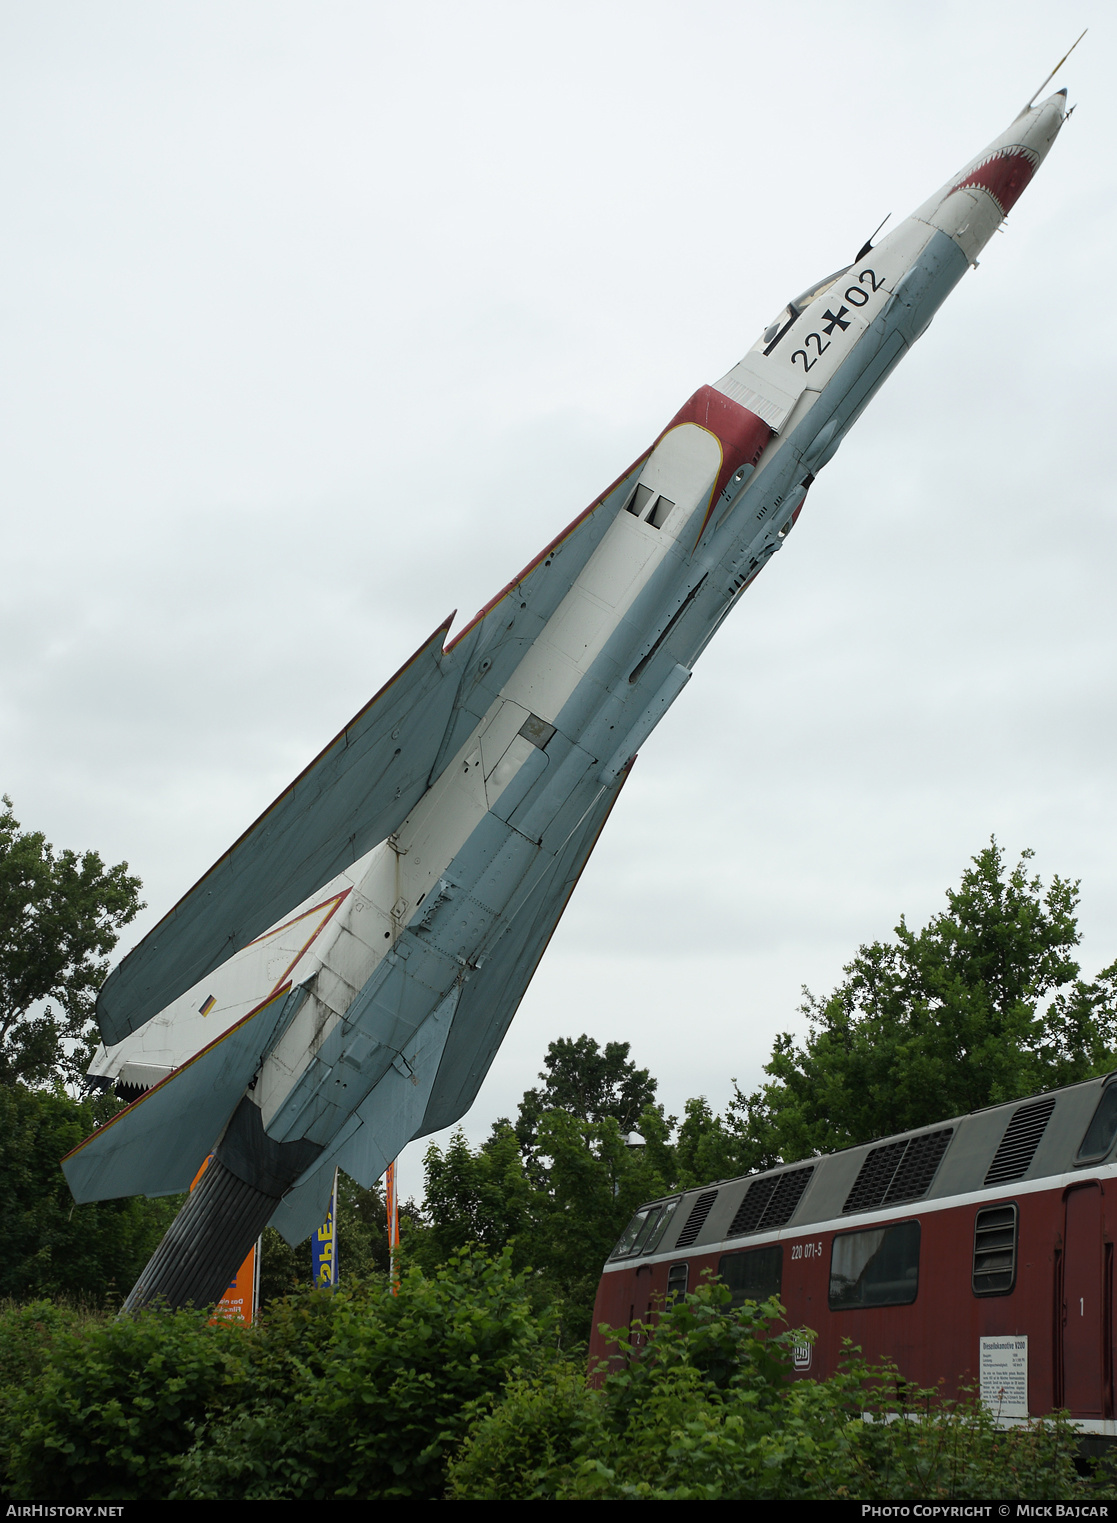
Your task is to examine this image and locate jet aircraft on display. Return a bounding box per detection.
[63,84,1073,1310]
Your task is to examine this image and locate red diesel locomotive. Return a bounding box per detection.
[590,1073,1117,1432]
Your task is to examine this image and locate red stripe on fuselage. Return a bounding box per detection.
[656,384,771,547]
[447,388,771,654]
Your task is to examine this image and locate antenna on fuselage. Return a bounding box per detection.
[854,213,890,264]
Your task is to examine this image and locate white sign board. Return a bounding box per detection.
[979,1335,1028,1418]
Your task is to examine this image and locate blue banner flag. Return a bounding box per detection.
[312,1168,338,1288]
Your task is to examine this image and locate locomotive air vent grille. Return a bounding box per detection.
[728,1176,778,1236]
[765,1165,814,1225]
[884,1129,953,1203]
[984,1097,1056,1186]
[972,1203,1018,1296]
[727,1166,815,1237]
[842,1139,907,1214]
[843,1129,953,1214]
[674,1189,719,1248]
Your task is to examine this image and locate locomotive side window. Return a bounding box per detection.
[608,1196,681,1260]
[609,1206,652,1254]
[1077,1082,1117,1163]
[829,1220,920,1309]
[718,1246,782,1308]
[972,1203,1018,1296]
[643,1197,680,1255]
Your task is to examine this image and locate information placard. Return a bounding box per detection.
[979,1334,1028,1417]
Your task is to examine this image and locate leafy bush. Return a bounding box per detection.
[4,1306,247,1500]
[442,1360,597,1500]
[4,1262,1107,1502]
[0,1300,90,1488]
[448,1280,796,1499]
[176,1247,556,1499]
[449,1280,1102,1501]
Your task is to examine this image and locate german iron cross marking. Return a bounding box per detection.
[822,306,851,334]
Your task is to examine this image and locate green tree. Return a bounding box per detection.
[0,800,169,1306]
[0,1083,178,1304]
[512,1035,657,1168]
[523,1108,673,1336]
[413,1104,677,1342]
[730,841,1117,1165]
[258,1173,426,1304]
[416,1124,535,1271]
[672,1096,740,1189]
[0,796,144,1087]
[410,1034,749,1339]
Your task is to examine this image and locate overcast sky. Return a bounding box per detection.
[2,2,1112,1200]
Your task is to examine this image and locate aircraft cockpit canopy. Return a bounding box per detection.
[762,265,851,350]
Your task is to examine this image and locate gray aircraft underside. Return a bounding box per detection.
[64,89,1070,1263]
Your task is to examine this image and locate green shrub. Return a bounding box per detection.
[177,1247,557,1499]
[450,1281,1103,1501]
[443,1360,599,1500]
[0,1300,91,1489]
[5,1307,248,1500]
[5,1260,1106,1502]
[771,1353,1092,1501]
[450,1281,795,1499]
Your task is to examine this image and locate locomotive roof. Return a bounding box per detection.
[606,1070,1117,1269]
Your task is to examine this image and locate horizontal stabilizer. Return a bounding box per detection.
[96,620,458,1046]
[64,983,306,1203]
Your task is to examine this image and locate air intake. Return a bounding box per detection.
[984,1097,1056,1186]
[843,1129,953,1214]
[972,1203,1018,1296]
[727,1167,814,1236]
[674,1189,718,1248]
